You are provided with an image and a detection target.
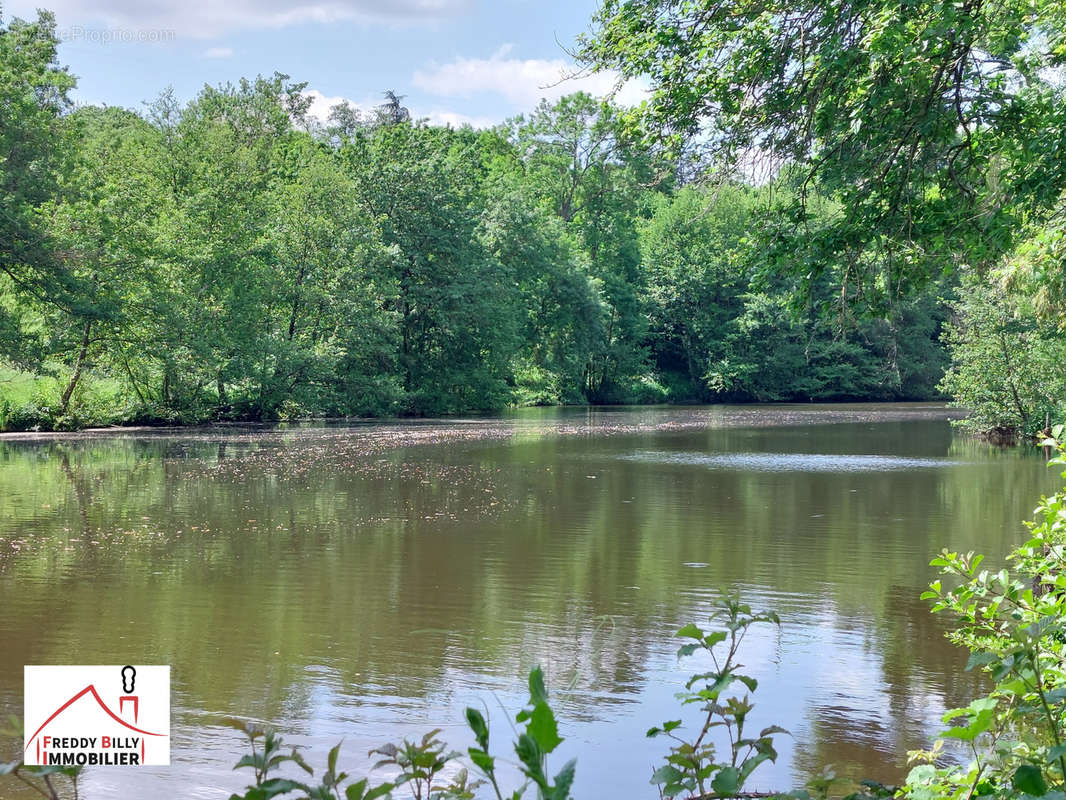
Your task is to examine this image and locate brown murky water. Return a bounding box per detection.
[0,404,1058,798]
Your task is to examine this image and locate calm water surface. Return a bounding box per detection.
[0,404,1058,798]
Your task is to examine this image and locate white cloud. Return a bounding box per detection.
[303,89,368,123]
[421,109,496,129]
[8,0,472,38]
[303,89,495,130]
[202,46,233,58]
[412,44,648,110]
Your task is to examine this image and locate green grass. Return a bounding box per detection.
[0,365,48,407]
[0,363,134,431]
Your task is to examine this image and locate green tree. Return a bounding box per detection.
[478,165,605,404]
[512,93,657,401]
[640,184,754,398]
[0,10,85,368]
[582,0,1066,308]
[341,123,521,414]
[940,276,1066,438]
[42,106,163,420]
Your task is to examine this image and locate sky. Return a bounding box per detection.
[5,0,645,127]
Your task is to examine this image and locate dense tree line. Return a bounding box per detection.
[582,0,1066,437]
[0,11,962,431]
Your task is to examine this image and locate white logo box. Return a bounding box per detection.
[24,665,170,766]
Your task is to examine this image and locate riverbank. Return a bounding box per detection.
[0,401,969,441]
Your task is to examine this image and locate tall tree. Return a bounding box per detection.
[377,90,411,126]
[0,10,82,364]
[341,123,520,414]
[512,93,658,401]
[581,0,1066,308]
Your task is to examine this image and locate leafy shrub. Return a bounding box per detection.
[940,279,1066,438]
[646,594,786,798]
[221,666,574,800]
[0,401,58,431]
[512,361,563,407]
[908,430,1066,797]
[627,374,671,405]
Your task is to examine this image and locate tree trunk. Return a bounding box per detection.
[59,320,92,416]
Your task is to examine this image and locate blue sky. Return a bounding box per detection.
[5,0,644,126]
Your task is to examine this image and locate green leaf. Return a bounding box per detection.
[965,652,997,671]
[736,674,758,692]
[711,766,741,796]
[514,733,544,784]
[675,623,704,640]
[257,778,306,798]
[739,751,773,782]
[528,701,563,753]
[650,765,685,785]
[528,667,549,707]
[345,778,368,800]
[941,697,997,741]
[234,754,263,771]
[292,749,313,776]
[364,782,394,800]
[465,707,489,751]
[468,747,495,774]
[550,758,577,800]
[1013,765,1048,796]
[704,631,728,647]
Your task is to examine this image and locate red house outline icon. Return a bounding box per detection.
[25,684,165,764]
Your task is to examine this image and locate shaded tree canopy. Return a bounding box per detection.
[581,0,1066,309]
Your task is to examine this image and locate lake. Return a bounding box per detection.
[0,404,1058,798]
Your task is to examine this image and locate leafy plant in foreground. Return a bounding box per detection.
[226,718,396,800]
[223,666,571,800]
[646,593,785,799]
[910,430,1066,798]
[369,729,466,800]
[464,666,575,800]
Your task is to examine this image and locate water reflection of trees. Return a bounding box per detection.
[0,418,1057,789]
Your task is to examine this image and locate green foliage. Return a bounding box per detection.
[581,0,1066,307]
[647,594,785,798]
[464,666,574,800]
[220,668,572,800]
[641,184,949,404]
[1003,191,1066,331]
[0,9,83,338]
[369,731,463,800]
[340,122,521,414]
[225,718,395,800]
[940,277,1066,438]
[505,92,658,403]
[910,433,1066,798]
[580,0,1066,434]
[0,13,961,430]
[640,185,752,398]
